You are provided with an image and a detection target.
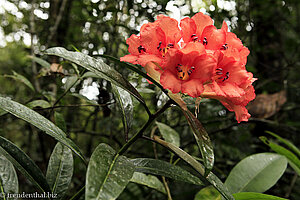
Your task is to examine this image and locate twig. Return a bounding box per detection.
[118,100,172,155]
[33,102,115,111]
[47,0,68,46]
[285,172,298,198]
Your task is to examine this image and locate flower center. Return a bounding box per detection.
[157,42,174,57]
[176,64,195,81]
[215,68,229,82]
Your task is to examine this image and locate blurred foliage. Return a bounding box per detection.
[0,0,300,199]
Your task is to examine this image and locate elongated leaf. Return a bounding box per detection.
[182,109,214,176]
[28,55,51,68]
[194,186,221,200]
[130,172,166,194]
[224,153,287,193]
[45,47,145,106]
[233,192,288,200]
[54,112,67,133]
[112,84,133,139]
[86,143,135,200]
[99,54,164,92]
[64,76,79,92]
[156,122,180,147]
[131,158,203,186]
[260,136,300,175]
[0,136,51,194]
[265,131,300,158]
[153,136,234,200]
[0,154,18,199]
[0,109,7,116]
[46,143,73,199]
[4,71,34,91]
[26,100,51,109]
[0,97,85,161]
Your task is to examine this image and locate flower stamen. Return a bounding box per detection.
[138,45,146,53]
[221,43,228,50]
[176,64,195,81]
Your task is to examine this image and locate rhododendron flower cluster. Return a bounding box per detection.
[121,12,256,123]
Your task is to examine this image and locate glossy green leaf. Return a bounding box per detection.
[0,97,85,162]
[86,143,135,200]
[182,109,214,176]
[260,136,300,175]
[45,47,145,106]
[0,154,18,199]
[26,100,51,109]
[46,143,74,199]
[82,71,100,79]
[54,112,67,133]
[112,84,133,138]
[3,71,35,91]
[225,153,287,193]
[0,136,51,194]
[265,131,300,158]
[131,158,203,186]
[0,109,7,117]
[153,136,234,200]
[194,186,221,200]
[156,122,180,147]
[64,76,79,92]
[98,54,164,92]
[130,172,166,194]
[28,55,51,68]
[233,192,288,200]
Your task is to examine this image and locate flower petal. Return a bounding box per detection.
[201,25,226,50]
[120,54,138,64]
[180,17,197,43]
[191,54,216,81]
[160,70,182,94]
[181,79,204,97]
[127,34,141,55]
[192,12,213,37]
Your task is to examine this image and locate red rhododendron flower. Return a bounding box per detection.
[121,12,256,123]
[120,15,181,66]
[160,42,216,97]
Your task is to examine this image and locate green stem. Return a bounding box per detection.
[118,100,172,155]
[69,185,85,200]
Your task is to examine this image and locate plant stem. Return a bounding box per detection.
[118,100,172,155]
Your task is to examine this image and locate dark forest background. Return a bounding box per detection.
[0,0,299,199]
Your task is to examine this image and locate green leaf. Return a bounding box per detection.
[54,112,67,133]
[131,158,203,186]
[46,143,74,199]
[0,154,18,199]
[86,143,135,200]
[0,136,51,194]
[28,55,51,68]
[0,96,85,162]
[45,47,145,107]
[112,84,133,138]
[26,100,51,109]
[82,71,100,79]
[224,153,287,193]
[233,192,288,200]
[156,122,180,147]
[153,136,234,200]
[4,71,35,91]
[130,172,166,194]
[182,109,214,176]
[260,136,300,175]
[98,54,164,92]
[64,76,79,92]
[194,186,221,200]
[0,109,7,117]
[265,131,300,158]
